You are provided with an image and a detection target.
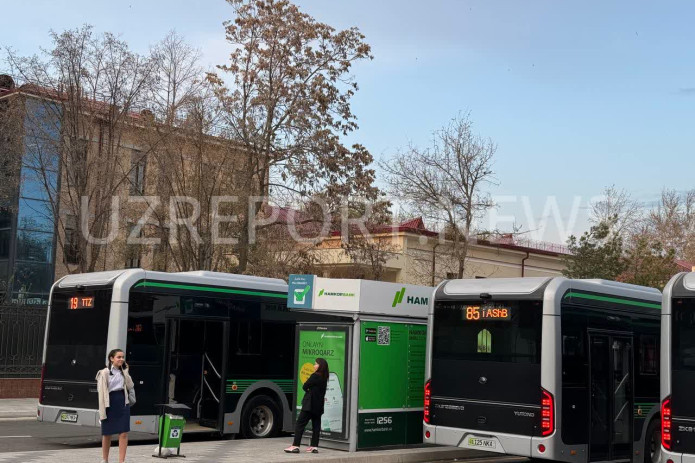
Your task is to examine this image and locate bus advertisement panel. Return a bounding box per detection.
[295,325,349,440]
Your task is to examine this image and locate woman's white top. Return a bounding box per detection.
[107,367,125,392]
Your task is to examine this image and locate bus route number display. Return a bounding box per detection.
[69,296,94,310]
[465,304,512,321]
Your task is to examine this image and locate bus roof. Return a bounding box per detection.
[440,277,552,298]
[662,272,695,315]
[436,277,662,307]
[56,269,288,294]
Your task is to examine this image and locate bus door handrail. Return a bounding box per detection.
[203,376,220,403]
[204,352,221,380]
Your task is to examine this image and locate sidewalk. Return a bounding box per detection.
[0,398,36,419]
[0,436,526,463]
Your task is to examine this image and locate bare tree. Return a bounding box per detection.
[138,82,243,272]
[645,189,695,262]
[380,113,496,278]
[207,0,378,273]
[6,26,157,273]
[590,185,643,236]
[0,86,22,209]
[340,200,397,281]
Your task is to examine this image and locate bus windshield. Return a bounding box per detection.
[44,288,113,382]
[672,298,695,371]
[431,299,542,405]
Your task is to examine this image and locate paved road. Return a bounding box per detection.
[0,418,224,453]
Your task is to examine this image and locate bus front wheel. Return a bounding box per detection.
[240,395,281,439]
[645,418,662,463]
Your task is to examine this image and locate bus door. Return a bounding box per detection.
[589,333,633,462]
[164,317,229,430]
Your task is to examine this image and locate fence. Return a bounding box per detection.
[0,304,47,378]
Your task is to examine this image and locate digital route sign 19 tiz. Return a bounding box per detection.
[464,303,512,321]
[69,295,95,310]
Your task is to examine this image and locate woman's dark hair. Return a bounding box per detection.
[107,349,125,370]
[315,358,329,381]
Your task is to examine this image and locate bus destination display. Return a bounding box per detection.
[69,295,95,310]
[464,304,512,321]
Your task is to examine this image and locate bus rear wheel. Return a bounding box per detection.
[645,418,662,463]
[240,395,280,439]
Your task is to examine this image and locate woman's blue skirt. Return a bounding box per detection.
[101,390,130,435]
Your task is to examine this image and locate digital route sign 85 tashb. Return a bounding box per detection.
[463,303,512,321]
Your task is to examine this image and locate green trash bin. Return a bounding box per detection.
[157,414,185,454]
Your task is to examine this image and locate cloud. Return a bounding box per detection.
[678,87,695,95]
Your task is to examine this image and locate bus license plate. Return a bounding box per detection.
[60,412,78,423]
[468,437,497,449]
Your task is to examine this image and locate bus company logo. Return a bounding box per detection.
[392,288,429,307]
[513,410,535,418]
[318,289,355,297]
[231,383,238,391]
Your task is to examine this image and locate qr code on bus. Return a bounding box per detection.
[377,326,390,346]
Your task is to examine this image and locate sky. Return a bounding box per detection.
[1,0,694,244]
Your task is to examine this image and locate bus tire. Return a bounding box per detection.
[240,394,281,439]
[644,418,662,463]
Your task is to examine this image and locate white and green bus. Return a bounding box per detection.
[424,277,662,463]
[38,269,342,438]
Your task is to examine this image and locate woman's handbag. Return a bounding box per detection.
[128,387,136,406]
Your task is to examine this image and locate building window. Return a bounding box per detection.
[129,150,146,196]
[0,209,11,260]
[0,229,10,259]
[125,223,142,268]
[64,215,80,265]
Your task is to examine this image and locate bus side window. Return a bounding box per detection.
[638,335,657,375]
[235,320,262,355]
[562,333,587,386]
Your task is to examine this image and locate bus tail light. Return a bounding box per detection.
[541,388,554,437]
[662,397,672,450]
[38,363,46,404]
[424,379,431,424]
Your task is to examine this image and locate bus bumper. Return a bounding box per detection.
[37,404,100,427]
[662,448,685,463]
[423,423,531,456]
[423,424,584,463]
[37,404,157,434]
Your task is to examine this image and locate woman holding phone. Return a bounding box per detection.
[284,358,329,454]
[96,348,135,463]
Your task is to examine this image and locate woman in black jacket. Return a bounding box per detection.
[284,358,329,454]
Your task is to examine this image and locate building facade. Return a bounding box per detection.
[312,217,568,285]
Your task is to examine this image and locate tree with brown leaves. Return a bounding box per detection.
[208,0,378,273]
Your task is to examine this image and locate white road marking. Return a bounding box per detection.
[0,435,32,438]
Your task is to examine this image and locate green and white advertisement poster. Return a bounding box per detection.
[295,325,349,440]
[357,321,427,448]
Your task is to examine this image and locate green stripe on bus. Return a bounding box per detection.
[133,281,286,299]
[634,403,658,417]
[563,292,660,309]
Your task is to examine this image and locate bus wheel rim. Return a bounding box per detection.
[650,428,662,463]
[250,405,273,437]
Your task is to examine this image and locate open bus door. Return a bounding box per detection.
[164,317,229,432]
[589,332,633,462]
